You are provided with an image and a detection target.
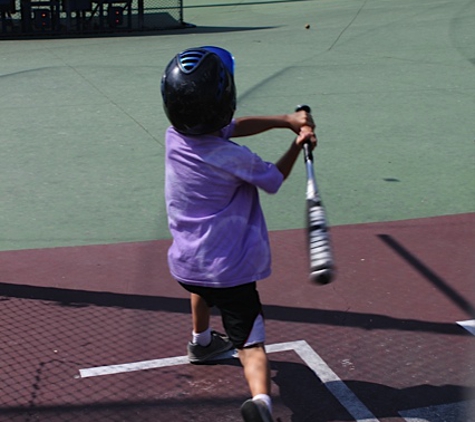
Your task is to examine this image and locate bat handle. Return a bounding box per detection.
[303,142,313,162]
[295,104,314,161]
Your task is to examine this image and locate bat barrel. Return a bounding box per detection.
[297,104,335,285]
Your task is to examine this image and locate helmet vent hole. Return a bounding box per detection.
[178,50,207,73]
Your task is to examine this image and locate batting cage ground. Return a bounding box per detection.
[1,0,474,421]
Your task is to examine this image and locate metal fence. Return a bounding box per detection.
[0,0,185,37]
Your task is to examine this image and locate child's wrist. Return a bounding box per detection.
[284,114,292,129]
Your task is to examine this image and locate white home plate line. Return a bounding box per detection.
[281,341,379,422]
[79,340,379,422]
[456,319,475,336]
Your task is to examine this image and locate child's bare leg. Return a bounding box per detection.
[238,344,271,396]
[239,344,274,420]
[190,293,210,334]
[187,293,233,364]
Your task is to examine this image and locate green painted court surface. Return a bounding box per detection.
[1,0,474,252]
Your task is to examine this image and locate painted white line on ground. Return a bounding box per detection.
[79,355,190,378]
[287,340,379,422]
[456,319,475,336]
[79,343,290,379]
[79,340,379,422]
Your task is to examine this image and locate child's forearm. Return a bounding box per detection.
[232,111,315,138]
[231,115,292,137]
[275,139,302,180]
[275,128,317,180]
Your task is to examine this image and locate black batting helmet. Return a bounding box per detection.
[161,46,236,135]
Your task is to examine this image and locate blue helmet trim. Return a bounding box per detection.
[201,46,235,75]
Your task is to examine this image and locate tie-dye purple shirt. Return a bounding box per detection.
[165,120,284,288]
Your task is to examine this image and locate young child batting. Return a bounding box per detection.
[161,46,317,422]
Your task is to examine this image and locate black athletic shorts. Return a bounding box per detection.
[179,281,263,349]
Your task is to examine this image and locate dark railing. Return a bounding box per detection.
[0,0,186,37]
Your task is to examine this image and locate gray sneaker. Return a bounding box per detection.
[187,331,234,364]
[241,399,274,422]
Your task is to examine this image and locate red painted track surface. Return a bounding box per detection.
[1,213,474,421]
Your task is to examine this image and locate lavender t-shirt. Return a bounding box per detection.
[165,121,284,288]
